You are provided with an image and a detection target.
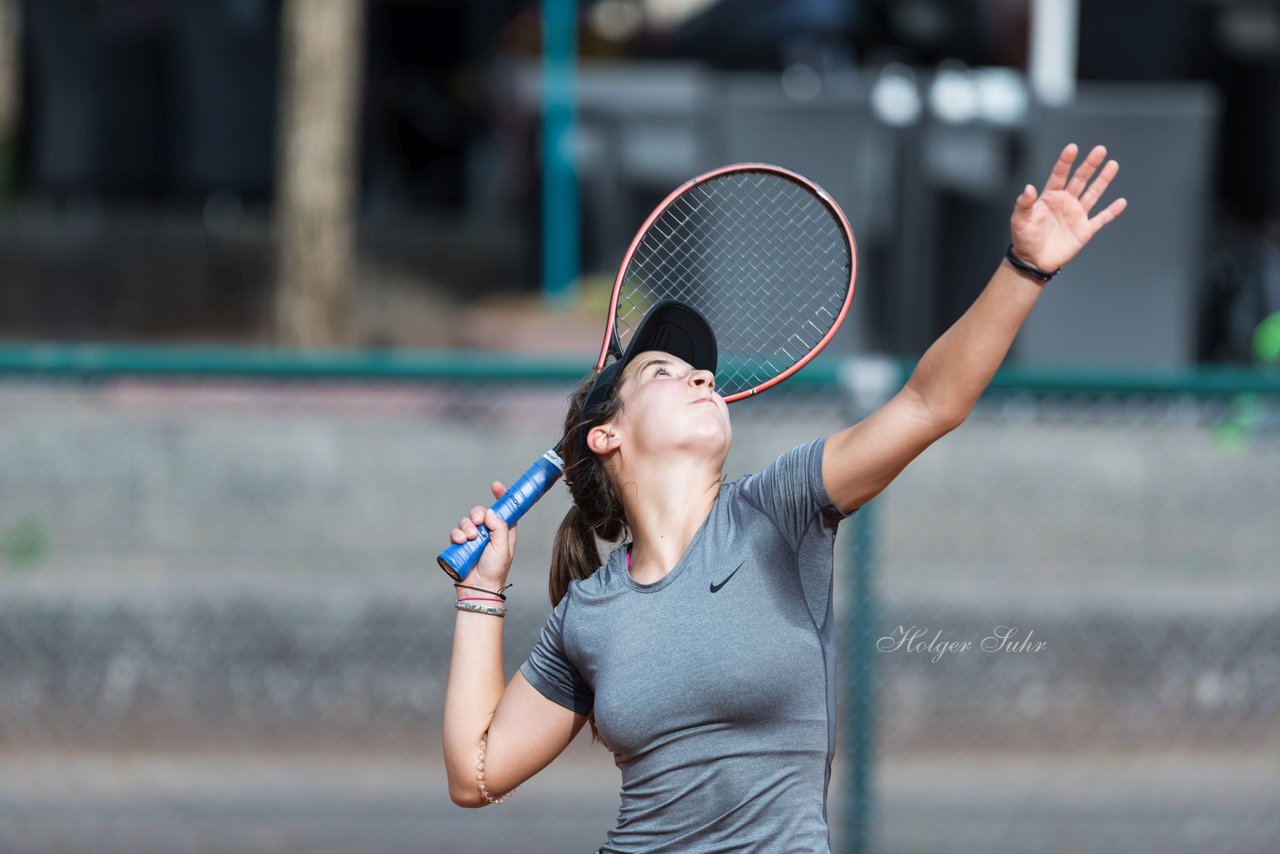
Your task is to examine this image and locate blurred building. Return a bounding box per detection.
[0,0,1276,364]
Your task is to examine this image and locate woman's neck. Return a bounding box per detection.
[621,463,721,584]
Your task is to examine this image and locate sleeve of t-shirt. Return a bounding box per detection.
[519,590,594,716]
[738,436,854,551]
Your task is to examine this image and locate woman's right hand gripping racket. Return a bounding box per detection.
[437,164,858,582]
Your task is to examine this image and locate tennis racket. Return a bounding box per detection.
[438,163,857,581]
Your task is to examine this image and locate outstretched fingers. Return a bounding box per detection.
[1015,183,1037,212]
[1043,143,1079,194]
[1064,145,1106,196]
[1089,197,1128,235]
[1080,158,1120,213]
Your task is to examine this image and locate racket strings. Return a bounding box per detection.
[617,171,851,397]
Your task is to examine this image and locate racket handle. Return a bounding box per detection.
[436,449,565,582]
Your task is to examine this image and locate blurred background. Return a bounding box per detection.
[0,0,1278,852]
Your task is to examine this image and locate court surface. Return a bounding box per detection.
[2,743,1277,853]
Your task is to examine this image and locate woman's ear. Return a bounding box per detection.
[587,424,620,455]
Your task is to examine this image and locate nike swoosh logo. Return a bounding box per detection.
[710,562,745,593]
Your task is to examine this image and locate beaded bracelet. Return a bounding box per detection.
[455,600,508,617]
[477,732,514,805]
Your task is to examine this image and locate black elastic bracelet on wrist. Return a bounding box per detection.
[453,582,512,601]
[1004,243,1059,283]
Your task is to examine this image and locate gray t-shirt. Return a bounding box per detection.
[521,438,853,853]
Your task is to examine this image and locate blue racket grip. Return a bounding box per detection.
[437,448,565,582]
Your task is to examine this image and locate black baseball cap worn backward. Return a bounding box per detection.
[577,300,719,457]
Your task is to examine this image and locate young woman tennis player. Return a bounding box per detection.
[442,143,1125,851]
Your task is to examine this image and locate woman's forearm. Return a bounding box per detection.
[906,260,1045,426]
[441,610,508,805]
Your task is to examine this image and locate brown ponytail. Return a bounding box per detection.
[549,372,629,606]
[549,371,630,745]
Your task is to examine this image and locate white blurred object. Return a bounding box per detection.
[643,0,717,29]
[871,63,922,128]
[839,355,900,411]
[973,68,1029,126]
[1030,0,1078,106]
[929,63,978,124]
[589,0,644,42]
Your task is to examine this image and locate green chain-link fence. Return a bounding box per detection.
[0,346,1277,853]
[857,369,1280,854]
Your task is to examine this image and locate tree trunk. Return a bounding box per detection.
[274,0,366,346]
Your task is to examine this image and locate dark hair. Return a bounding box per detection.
[550,371,630,744]
[549,372,630,602]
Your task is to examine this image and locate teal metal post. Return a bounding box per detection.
[844,497,878,853]
[541,0,579,308]
[837,359,893,854]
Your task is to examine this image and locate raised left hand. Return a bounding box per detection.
[1010,143,1128,273]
